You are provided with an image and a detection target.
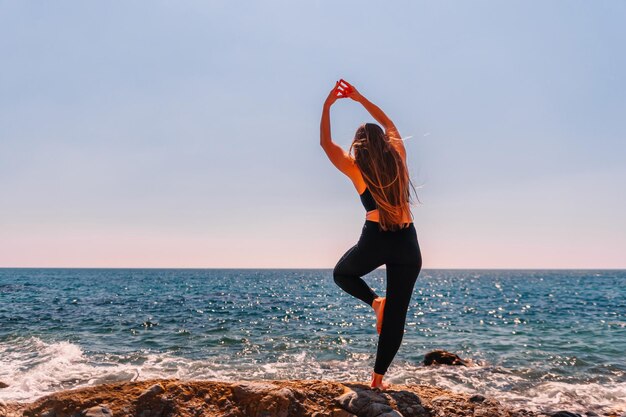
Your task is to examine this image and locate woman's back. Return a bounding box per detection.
[354,167,413,226]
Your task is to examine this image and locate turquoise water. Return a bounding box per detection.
[1,268,625,414]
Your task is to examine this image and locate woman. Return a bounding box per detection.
[320,80,422,390]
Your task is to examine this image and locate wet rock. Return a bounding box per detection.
[391,392,428,417]
[378,410,404,417]
[335,387,387,415]
[426,392,513,417]
[551,412,582,417]
[138,383,165,399]
[83,404,113,417]
[335,385,425,417]
[423,349,468,366]
[0,381,9,388]
[328,410,357,417]
[135,383,170,417]
[366,402,396,416]
[469,394,486,403]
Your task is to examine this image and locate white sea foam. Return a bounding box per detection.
[0,337,137,401]
[391,362,626,415]
[1,337,624,415]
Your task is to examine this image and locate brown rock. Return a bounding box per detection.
[423,349,469,366]
[139,383,165,399]
[328,409,357,417]
[0,381,9,389]
[1,378,538,417]
[230,381,299,416]
[335,387,387,414]
[82,404,113,417]
[134,382,171,417]
[469,394,486,403]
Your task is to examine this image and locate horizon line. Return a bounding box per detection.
[1,266,624,271]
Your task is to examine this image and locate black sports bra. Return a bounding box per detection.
[359,187,377,212]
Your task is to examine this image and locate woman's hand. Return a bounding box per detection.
[339,79,363,102]
[324,81,343,107]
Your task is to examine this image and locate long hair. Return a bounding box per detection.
[349,123,418,231]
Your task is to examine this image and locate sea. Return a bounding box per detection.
[0,268,624,415]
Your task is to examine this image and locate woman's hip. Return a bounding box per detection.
[357,221,421,265]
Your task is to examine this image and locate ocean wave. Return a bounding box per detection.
[393,363,626,415]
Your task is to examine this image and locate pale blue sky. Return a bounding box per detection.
[1,1,625,268]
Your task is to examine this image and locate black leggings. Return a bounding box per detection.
[333,220,422,375]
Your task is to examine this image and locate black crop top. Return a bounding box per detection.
[359,187,377,212]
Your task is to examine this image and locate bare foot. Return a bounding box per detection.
[370,371,390,390]
[372,296,386,334]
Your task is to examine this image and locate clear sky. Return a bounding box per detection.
[1,1,625,268]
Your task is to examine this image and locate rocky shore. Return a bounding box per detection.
[2,349,622,417]
[0,377,553,417]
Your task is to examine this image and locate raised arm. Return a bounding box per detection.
[320,82,359,179]
[342,81,406,162]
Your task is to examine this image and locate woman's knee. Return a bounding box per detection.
[332,270,344,285]
[333,267,352,287]
[333,257,354,279]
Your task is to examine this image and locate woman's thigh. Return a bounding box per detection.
[386,227,422,268]
[334,228,386,277]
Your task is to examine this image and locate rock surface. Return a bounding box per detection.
[423,350,469,367]
[0,378,600,417]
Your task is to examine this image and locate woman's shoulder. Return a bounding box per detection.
[385,124,400,137]
[385,125,406,161]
